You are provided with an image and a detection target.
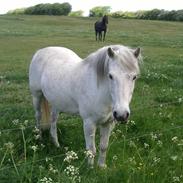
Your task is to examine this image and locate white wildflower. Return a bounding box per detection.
[178,98,182,103]
[33,126,40,133]
[130,120,136,125]
[64,151,78,163]
[152,157,160,165]
[150,133,158,141]
[157,140,163,147]
[48,164,58,174]
[172,176,180,182]
[112,155,118,161]
[0,75,5,80]
[64,165,81,182]
[116,129,122,134]
[20,124,25,130]
[12,119,19,126]
[129,140,136,148]
[4,142,14,152]
[24,120,29,126]
[170,156,178,161]
[84,150,95,159]
[172,136,178,143]
[31,145,38,152]
[45,157,52,162]
[41,144,45,148]
[144,143,149,149]
[128,156,136,165]
[64,146,69,151]
[137,162,143,170]
[40,177,53,183]
[34,134,41,140]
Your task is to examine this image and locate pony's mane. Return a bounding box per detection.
[84,45,141,83]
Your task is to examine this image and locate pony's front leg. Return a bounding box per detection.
[50,108,60,147]
[83,119,96,167]
[103,30,106,41]
[95,31,98,41]
[98,122,115,168]
[99,32,102,41]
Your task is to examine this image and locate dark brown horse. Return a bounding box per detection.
[95,15,108,41]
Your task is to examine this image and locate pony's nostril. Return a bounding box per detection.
[113,111,117,119]
[126,112,129,119]
[113,111,130,122]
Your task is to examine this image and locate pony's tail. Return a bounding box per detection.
[41,96,50,130]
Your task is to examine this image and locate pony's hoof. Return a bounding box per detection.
[53,141,60,148]
[56,143,60,148]
[89,164,94,169]
[98,163,107,169]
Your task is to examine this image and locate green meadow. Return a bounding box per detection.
[0,15,183,183]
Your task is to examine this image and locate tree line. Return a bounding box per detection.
[89,6,183,22]
[110,9,183,22]
[7,3,183,22]
[8,3,72,16]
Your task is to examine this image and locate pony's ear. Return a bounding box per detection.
[134,47,141,58]
[108,47,115,58]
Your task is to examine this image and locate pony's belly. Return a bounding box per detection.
[57,100,79,114]
[48,95,79,114]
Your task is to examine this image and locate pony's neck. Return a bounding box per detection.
[102,18,106,25]
[102,16,107,25]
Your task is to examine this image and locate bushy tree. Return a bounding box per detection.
[111,11,136,19]
[7,8,26,15]
[174,10,183,21]
[157,10,176,21]
[69,10,84,17]
[140,9,162,20]
[24,2,72,15]
[89,6,111,17]
[60,2,72,15]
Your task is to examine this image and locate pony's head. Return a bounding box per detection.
[96,45,141,123]
[103,15,108,24]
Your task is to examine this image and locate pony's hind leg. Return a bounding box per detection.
[50,107,60,147]
[32,92,42,130]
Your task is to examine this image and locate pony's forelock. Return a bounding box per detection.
[84,45,141,85]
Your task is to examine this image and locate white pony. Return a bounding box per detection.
[29,45,141,167]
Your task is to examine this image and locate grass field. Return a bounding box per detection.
[0,15,183,183]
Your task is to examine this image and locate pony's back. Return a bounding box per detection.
[29,47,81,93]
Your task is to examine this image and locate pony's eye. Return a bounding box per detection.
[133,76,137,80]
[109,74,113,80]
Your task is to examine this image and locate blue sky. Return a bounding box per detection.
[0,0,182,15]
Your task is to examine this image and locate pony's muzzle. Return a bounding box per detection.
[113,110,130,123]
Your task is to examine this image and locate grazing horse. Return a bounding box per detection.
[95,15,108,41]
[29,45,141,168]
